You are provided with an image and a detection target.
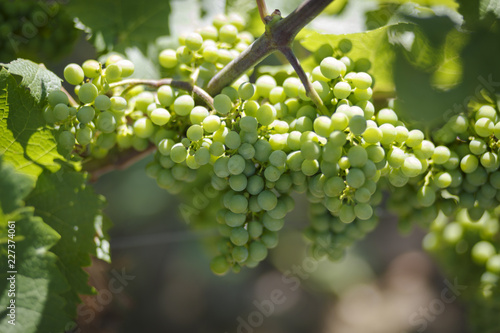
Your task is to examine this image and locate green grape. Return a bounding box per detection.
[406,129,424,147]
[269,87,286,104]
[222,87,239,102]
[232,246,249,263]
[228,194,248,214]
[227,154,246,175]
[333,82,351,99]
[238,82,255,100]
[82,59,101,78]
[195,147,210,165]
[354,203,373,220]
[96,111,117,133]
[159,49,178,68]
[151,108,171,126]
[157,85,175,107]
[105,63,122,81]
[187,124,203,141]
[257,190,278,211]
[225,131,241,149]
[94,95,111,111]
[78,83,98,104]
[76,126,93,146]
[313,116,333,138]
[362,127,382,143]
[58,130,75,151]
[170,143,188,163]
[432,146,451,164]
[173,95,195,116]
[133,118,154,138]
[219,24,238,43]
[471,241,496,265]
[257,104,276,126]
[401,156,422,177]
[346,168,365,188]
[417,186,436,207]
[255,75,277,98]
[301,159,319,176]
[486,255,500,273]
[185,32,203,51]
[214,94,233,115]
[189,106,209,124]
[474,117,494,137]
[460,154,479,173]
[347,146,367,167]
[210,255,230,275]
[320,57,343,79]
[64,63,84,85]
[48,90,69,107]
[53,103,69,121]
[202,115,221,133]
[349,115,366,135]
[229,174,248,192]
[376,108,398,125]
[283,77,301,98]
[351,72,372,89]
[116,60,134,77]
[249,241,268,262]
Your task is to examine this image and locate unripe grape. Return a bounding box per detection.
[82,59,101,78]
[78,83,98,104]
[159,49,178,68]
[64,63,84,85]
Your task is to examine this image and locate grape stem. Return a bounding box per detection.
[206,0,333,95]
[109,78,214,109]
[61,86,79,107]
[279,46,329,115]
[85,144,157,182]
[256,0,268,24]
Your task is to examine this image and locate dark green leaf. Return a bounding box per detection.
[0,158,72,333]
[25,168,107,315]
[0,68,65,185]
[66,0,171,53]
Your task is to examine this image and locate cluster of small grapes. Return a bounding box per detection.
[423,209,500,298]
[386,103,500,230]
[44,55,141,158]
[158,12,254,88]
[45,12,500,277]
[0,0,79,62]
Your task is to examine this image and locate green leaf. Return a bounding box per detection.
[300,24,406,92]
[457,0,500,28]
[0,158,72,333]
[1,59,61,103]
[25,168,107,315]
[66,0,171,53]
[0,68,65,185]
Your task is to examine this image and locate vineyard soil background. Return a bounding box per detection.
[1,0,500,333]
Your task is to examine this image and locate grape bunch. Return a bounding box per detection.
[42,12,500,282]
[0,0,79,62]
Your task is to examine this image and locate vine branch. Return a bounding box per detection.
[206,0,333,98]
[85,144,157,182]
[109,78,214,109]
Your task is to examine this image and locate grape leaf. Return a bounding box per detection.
[300,24,403,93]
[0,68,65,185]
[1,59,62,103]
[457,0,500,28]
[66,0,171,53]
[25,168,107,315]
[0,158,72,333]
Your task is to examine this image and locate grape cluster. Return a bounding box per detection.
[44,12,500,281]
[0,0,79,62]
[423,209,500,298]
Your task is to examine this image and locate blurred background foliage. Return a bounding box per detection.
[1,0,500,332]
